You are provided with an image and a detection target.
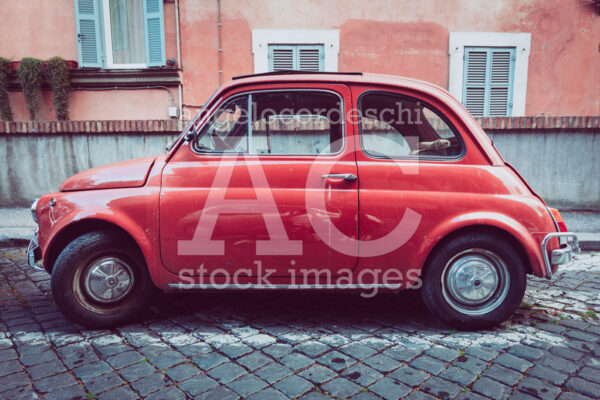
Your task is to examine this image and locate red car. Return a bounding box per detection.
[28,71,579,329]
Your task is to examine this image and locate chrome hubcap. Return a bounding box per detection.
[442,249,509,315]
[84,257,134,303]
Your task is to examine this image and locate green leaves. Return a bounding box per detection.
[17,57,44,120]
[46,57,70,121]
[0,57,13,121]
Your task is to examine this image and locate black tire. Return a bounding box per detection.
[51,230,155,328]
[421,232,527,329]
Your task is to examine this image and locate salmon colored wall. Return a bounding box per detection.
[178,0,220,113]
[0,0,178,65]
[163,1,179,65]
[0,0,78,61]
[8,89,172,120]
[181,0,600,116]
[0,0,179,120]
[1,0,598,119]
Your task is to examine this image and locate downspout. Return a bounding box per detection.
[217,0,223,86]
[175,0,182,67]
[175,0,183,119]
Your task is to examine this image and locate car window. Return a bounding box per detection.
[251,91,343,155]
[195,96,249,152]
[361,117,412,157]
[359,92,463,158]
[194,91,343,155]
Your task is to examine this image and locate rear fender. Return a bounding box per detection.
[420,212,545,277]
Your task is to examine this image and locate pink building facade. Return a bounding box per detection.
[1,0,598,121]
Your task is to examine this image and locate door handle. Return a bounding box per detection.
[322,173,358,182]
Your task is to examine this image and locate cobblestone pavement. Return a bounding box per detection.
[1,248,600,400]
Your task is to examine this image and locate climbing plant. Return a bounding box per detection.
[46,57,70,120]
[17,57,44,120]
[0,57,13,121]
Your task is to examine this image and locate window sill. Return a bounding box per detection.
[8,67,181,91]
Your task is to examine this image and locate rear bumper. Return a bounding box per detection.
[541,232,580,279]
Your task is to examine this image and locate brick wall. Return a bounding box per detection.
[476,116,600,130]
[1,116,599,208]
[1,116,600,134]
[0,120,186,135]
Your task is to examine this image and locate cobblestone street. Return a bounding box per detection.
[1,248,599,400]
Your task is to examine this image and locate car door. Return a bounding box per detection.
[159,84,358,282]
[352,87,469,284]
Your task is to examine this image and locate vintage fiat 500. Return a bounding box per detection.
[28,71,579,329]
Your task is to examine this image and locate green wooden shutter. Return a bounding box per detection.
[269,44,324,71]
[298,46,323,71]
[269,45,294,71]
[74,0,102,67]
[463,47,515,116]
[143,0,166,67]
[463,49,487,116]
[488,49,515,116]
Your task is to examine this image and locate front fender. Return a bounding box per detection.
[38,188,163,284]
[420,211,546,277]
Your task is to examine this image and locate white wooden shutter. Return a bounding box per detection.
[74,0,102,67]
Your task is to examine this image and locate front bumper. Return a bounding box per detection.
[541,232,580,279]
[26,228,44,271]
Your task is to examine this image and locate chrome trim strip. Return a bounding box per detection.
[541,232,580,280]
[168,283,403,290]
[356,90,467,162]
[190,88,347,157]
[30,198,39,223]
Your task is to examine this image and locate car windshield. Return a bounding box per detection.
[165,88,220,152]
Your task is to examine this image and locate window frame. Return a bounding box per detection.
[191,89,346,157]
[101,0,147,69]
[448,32,531,117]
[357,90,466,162]
[252,29,339,74]
[74,0,165,69]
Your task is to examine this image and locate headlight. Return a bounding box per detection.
[30,198,39,223]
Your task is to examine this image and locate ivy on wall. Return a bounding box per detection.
[46,57,70,121]
[0,58,13,121]
[17,58,44,120]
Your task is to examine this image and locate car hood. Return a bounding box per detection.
[59,156,157,192]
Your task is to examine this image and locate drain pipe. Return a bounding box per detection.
[175,0,182,68]
[175,0,183,119]
[217,0,223,86]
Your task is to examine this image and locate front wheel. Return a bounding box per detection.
[51,230,155,328]
[421,233,527,329]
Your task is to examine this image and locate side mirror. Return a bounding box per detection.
[184,129,196,142]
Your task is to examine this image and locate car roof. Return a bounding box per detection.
[223,71,448,94]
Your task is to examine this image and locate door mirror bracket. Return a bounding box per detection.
[184,127,196,142]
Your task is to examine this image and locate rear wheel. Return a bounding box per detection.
[421,232,527,329]
[51,230,154,328]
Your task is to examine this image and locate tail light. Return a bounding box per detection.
[549,208,568,232]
